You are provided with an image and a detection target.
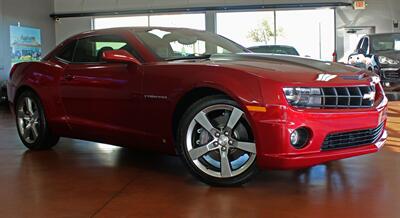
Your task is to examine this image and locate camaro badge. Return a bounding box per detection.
[316,74,337,82]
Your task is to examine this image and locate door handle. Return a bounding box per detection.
[63,74,75,81]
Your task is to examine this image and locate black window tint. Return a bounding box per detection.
[73,35,140,63]
[357,38,364,50]
[361,38,369,52]
[249,47,265,53]
[56,40,76,62]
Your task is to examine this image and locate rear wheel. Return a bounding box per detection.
[178,95,258,186]
[15,91,59,150]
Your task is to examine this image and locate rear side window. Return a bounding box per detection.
[249,47,265,53]
[56,40,76,62]
[361,38,369,52]
[73,35,139,63]
[357,38,365,51]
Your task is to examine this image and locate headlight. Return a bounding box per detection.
[283,88,322,106]
[378,56,399,65]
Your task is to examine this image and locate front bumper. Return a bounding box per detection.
[252,97,388,170]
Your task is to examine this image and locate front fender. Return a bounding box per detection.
[9,61,69,134]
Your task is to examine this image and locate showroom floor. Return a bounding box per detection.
[0,102,399,218]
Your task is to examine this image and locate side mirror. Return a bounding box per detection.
[102,50,141,65]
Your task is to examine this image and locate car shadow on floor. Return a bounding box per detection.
[19,140,351,190]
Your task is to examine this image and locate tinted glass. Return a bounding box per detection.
[73,35,137,63]
[371,34,400,52]
[356,38,364,50]
[56,40,76,62]
[249,46,299,56]
[134,28,247,60]
[361,38,369,52]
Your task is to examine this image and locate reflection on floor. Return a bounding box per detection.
[0,102,399,218]
[386,101,400,152]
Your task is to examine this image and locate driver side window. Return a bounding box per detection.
[73,35,140,63]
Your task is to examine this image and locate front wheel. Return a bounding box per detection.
[15,91,59,150]
[178,95,258,186]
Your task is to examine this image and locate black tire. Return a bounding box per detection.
[177,95,258,186]
[15,90,59,150]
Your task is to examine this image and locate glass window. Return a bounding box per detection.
[134,28,247,60]
[275,9,335,60]
[248,45,300,56]
[94,16,148,29]
[217,11,275,48]
[361,38,369,52]
[73,35,135,63]
[56,40,76,62]
[357,38,365,50]
[94,13,205,31]
[371,34,400,52]
[149,13,205,30]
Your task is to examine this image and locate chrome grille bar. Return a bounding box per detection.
[295,86,375,109]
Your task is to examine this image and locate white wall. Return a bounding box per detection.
[0,0,55,81]
[55,17,92,44]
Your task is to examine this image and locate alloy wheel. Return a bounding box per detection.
[17,97,40,144]
[186,104,257,178]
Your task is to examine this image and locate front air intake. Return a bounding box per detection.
[322,122,384,150]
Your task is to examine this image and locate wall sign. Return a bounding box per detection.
[10,25,42,66]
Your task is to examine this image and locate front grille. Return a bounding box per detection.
[322,122,385,150]
[383,69,400,80]
[306,86,375,108]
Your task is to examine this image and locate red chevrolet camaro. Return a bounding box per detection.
[7,27,388,186]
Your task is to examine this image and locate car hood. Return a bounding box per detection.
[207,53,371,84]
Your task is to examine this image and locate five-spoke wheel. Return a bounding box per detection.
[178,95,258,186]
[15,90,59,150]
[17,96,40,144]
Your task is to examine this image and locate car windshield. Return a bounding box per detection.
[134,28,248,61]
[371,33,400,52]
[249,46,299,56]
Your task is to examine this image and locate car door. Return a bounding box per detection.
[59,34,144,143]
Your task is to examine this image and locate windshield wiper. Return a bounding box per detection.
[165,54,212,61]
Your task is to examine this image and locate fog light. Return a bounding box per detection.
[290,127,310,149]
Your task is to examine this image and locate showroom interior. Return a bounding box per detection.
[0,0,399,217]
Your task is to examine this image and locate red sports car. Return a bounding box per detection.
[7,27,388,186]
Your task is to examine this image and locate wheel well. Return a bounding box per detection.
[172,87,230,141]
[14,86,36,107]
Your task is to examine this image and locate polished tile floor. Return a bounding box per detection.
[0,102,399,218]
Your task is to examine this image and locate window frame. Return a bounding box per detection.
[55,40,78,64]
[57,34,144,65]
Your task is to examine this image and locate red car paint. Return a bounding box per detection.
[7,28,387,169]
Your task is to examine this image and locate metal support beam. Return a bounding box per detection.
[50,2,352,19]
